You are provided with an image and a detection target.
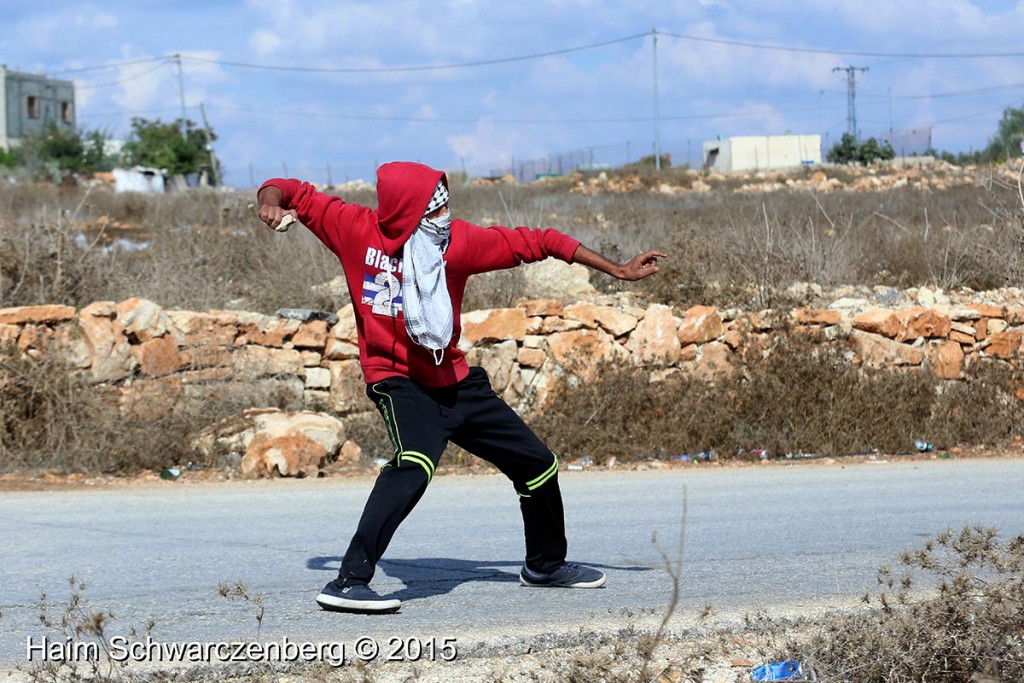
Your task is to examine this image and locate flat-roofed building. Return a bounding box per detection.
[703,134,821,172]
[0,65,76,150]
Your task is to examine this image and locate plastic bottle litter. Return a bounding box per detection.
[750,660,808,681]
[751,448,769,460]
[159,467,181,481]
[914,440,935,453]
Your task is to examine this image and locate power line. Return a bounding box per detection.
[75,107,184,120]
[180,33,649,73]
[855,82,1024,102]
[40,27,1024,84]
[45,56,168,76]
[201,102,847,127]
[73,60,170,90]
[656,29,1024,59]
[205,101,845,125]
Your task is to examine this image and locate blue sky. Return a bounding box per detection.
[4,0,1023,187]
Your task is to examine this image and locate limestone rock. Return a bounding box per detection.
[522,259,596,300]
[927,340,964,379]
[521,299,564,317]
[80,301,137,382]
[0,305,76,325]
[292,320,329,350]
[192,408,346,478]
[895,307,951,342]
[628,304,681,365]
[848,330,925,368]
[116,297,170,343]
[564,302,639,337]
[325,305,360,360]
[677,305,723,345]
[233,346,305,377]
[167,311,238,346]
[984,331,1022,360]
[546,329,621,372]
[461,308,527,345]
[236,312,301,347]
[326,360,368,414]
[852,307,900,338]
[792,308,842,326]
[134,336,182,377]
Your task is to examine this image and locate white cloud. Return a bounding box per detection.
[248,29,283,58]
[74,9,117,29]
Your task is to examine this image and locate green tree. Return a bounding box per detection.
[122,118,218,178]
[825,133,860,164]
[14,124,116,180]
[827,134,896,165]
[0,146,18,170]
[81,128,118,172]
[984,105,1024,161]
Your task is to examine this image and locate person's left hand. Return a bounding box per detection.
[617,250,667,281]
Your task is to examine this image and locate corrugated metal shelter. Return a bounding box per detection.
[703,135,821,172]
[0,66,76,149]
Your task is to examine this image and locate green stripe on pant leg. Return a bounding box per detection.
[399,450,435,482]
[526,454,559,491]
[371,383,403,456]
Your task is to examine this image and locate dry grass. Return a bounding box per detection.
[3,173,1024,473]
[2,174,1022,314]
[532,334,1024,463]
[761,526,1024,682]
[0,347,301,475]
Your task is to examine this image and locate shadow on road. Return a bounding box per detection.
[307,556,652,601]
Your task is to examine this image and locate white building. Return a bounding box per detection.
[703,134,821,172]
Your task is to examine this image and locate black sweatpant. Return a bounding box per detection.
[338,366,567,585]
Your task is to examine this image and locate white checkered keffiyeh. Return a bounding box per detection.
[403,180,453,364]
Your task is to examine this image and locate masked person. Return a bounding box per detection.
[258,162,665,613]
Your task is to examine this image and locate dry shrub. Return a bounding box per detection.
[3,176,1023,315]
[792,526,1024,682]
[534,334,1024,462]
[928,359,1024,447]
[0,349,295,475]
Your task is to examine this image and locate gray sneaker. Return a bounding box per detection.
[316,580,401,613]
[520,562,607,588]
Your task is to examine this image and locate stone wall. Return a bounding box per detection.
[3,296,1023,422]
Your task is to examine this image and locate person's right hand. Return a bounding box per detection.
[258,204,298,231]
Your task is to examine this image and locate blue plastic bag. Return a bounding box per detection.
[751,660,804,681]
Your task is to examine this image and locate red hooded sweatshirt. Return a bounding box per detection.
[260,162,581,387]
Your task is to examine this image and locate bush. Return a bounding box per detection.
[788,526,1024,682]
[532,333,1024,463]
[826,133,896,165]
[0,348,297,475]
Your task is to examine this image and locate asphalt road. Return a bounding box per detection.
[1,458,1022,673]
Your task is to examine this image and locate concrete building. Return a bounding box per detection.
[0,65,76,150]
[703,134,821,173]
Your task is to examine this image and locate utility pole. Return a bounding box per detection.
[198,102,218,186]
[887,86,894,143]
[652,28,662,171]
[172,54,187,136]
[833,65,868,142]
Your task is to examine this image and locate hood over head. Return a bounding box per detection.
[376,161,448,255]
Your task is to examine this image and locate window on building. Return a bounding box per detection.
[61,101,72,123]
[27,96,39,119]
